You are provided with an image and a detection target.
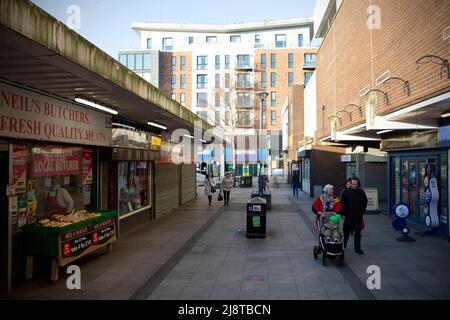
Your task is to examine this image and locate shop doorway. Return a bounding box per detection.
[0,151,8,291]
[392,153,448,234]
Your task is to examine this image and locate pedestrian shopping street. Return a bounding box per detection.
[3,184,449,300]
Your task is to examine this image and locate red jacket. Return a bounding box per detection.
[312,194,342,228]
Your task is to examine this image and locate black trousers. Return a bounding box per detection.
[223,191,230,204]
[344,216,362,250]
[208,195,212,203]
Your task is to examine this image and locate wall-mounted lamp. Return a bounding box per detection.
[327,115,342,126]
[344,104,363,117]
[416,54,450,79]
[365,89,389,105]
[336,110,352,122]
[382,77,411,96]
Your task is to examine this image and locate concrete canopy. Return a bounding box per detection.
[0,0,212,134]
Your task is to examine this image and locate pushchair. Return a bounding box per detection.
[313,212,345,266]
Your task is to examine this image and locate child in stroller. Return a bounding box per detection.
[320,212,343,243]
[312,184,345,266]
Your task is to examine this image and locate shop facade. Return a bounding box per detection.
[0,81,113,290]
[385,130,450,238]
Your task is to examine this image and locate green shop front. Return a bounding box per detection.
[0,81,115,291]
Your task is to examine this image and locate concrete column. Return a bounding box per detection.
[355,152,366,187]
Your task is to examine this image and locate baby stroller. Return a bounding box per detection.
[313,212,345,266]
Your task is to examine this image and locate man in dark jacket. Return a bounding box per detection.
[340,177,368,254]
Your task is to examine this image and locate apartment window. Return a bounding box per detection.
[215,55,220,70]
[270,54,276,68]
[189,36,193,45]
[262,112,267,127]
[197,111,207,120]
[127,55,135,69]
[271,91,276,106]
[304,72,313,86]
[225,111,230,125]
[215,111,220,125]
[225,55,230,69]
[143,53,151,69]
[261,98,267,108]
[180,56,186,71]
[197,74,207,89]
[298,34,303,47]
[225,73,230,88]
[230,35,241,42]
[146,38,152,49]
[215,74,220,88]
[255,34,261,45]
[215,92,221,108]
[288,72,294,87]
[197,56,208,70]
[270,72,276,87]
[180,74,186,89]
[225,92,230,107]
[171,56,176,71]
[171,93,176,100]
[206,36,217,43]
[197,93,208,108]
[162,37,173,51]
[237,92,251,107]
[288,53,294,68]
[237,54,250,69]
[275,34,286,48]
[171,75,176,89]
[304,53,317,68]
[119,54,127,66]
[261,73,266,88]
[180,93,185,104]
[237,73,250,88]
[261,54,266,69]
[271,111,276,125]
[135,54,143,70]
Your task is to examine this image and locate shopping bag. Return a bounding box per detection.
[218,190,223,201]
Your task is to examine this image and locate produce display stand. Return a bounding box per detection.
[23,211,118,282]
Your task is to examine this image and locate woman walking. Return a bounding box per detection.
[220,172,234,206]
[312,184,342,229]
[204,173,216,206]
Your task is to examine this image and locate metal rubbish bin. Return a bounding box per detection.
[239,176,253,188]
[246,197,267,238]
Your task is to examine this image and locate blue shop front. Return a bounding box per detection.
[385,129,450,240]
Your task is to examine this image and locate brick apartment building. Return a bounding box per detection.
[118,19,318,177]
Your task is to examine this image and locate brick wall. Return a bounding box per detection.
[160,51,192,110]
[288,84,305,160]
[254,48,318,130]
[315,0,450,140]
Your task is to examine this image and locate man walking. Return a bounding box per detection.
[292,172,300,198]
[340,177,367,255]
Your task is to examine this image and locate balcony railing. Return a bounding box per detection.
[235,62,253,70]
[235,81,253,89]
[303,62,316,69]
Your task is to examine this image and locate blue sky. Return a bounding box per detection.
[31,0,315,59]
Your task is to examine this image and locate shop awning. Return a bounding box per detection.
[0,0,212,134]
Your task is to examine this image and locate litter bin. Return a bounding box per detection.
[240,176,253,188]
[246,197,267,238]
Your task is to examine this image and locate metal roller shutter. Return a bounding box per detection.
[155,164,179,218]
[181,164,196,204]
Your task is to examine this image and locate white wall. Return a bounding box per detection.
[281,97,289,151]
[303,71,317,138]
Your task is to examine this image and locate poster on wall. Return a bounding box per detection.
[8,144,28,195]
[32,147,81,177]
[82,149,93,185]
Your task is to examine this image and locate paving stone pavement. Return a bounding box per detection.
[2,184,450,300]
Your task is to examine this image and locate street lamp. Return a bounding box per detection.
[256,91,269,197]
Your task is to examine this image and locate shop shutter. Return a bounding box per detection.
[155,164,180,218]
[181,164,196,204]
